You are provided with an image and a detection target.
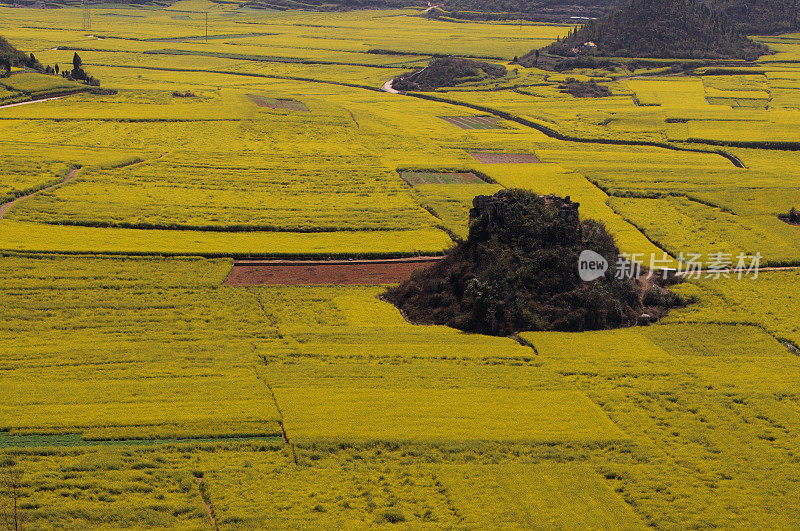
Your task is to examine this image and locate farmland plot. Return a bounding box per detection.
[262,361,627,444]
[609,195,800,264]
[247,94,309,111]
[412,182,503,238]
[0,255,281,439]
[524,321,800,529]
[3,3,800,528]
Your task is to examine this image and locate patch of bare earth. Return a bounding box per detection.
[247,94,308,111]
[469,152,541,163]
[224,257,443,286]
[440,116,502,129]
[399,171,485,185]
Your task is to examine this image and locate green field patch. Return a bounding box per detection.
[0,86,25,105]
[399,170,486,185]
[0,72,82,97]
[247,94,308,111]
[608,195,800,264]
[440,115,502,129]
[0,431,282,449]
[524,320,800,528]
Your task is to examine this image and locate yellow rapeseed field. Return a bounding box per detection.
[2,2,800,528]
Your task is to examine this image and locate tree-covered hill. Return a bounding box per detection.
[528,0,771,61]
[717,0,800,35]
[385,190,684,336]
[524,0,800,63]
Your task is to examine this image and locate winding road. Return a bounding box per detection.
[381,78,400,94]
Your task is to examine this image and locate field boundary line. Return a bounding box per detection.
[675,265,800,276]
[141,48,411,69]
[233,256,444,266]
[254,366,299,466]
[248,290,300,465]
[195,477,220,531]
[0,246,448,260]
[15,218,439,233]
[85,63,384,92]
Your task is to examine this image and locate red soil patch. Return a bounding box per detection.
[469,152,541,164]
[224,257,443,286]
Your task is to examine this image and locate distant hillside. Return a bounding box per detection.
[392,57,506,92]
[4,0,616,20]
[21,0,612,20]
[232,0,614,19]
[717,0,800,35]
[528,0,770,62]
[428,0,613,22]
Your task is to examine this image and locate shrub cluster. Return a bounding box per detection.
[61,52,100,86]
[779,207,800,225]
[558,78,612,98]
[392,57,506,92]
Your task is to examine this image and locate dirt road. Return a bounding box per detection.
[0,167,79,220]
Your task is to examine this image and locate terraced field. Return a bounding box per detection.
[1,0,800,528]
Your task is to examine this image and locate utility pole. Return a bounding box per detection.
[82,0,91,31]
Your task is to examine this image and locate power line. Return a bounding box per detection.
[82,0,91,31]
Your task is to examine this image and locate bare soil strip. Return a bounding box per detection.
[440,116,501,129]
[0,167,79,220]
[399,171,484,185]
[247,94,308,111]
[225,256,443,286]
[469,152,541,163]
